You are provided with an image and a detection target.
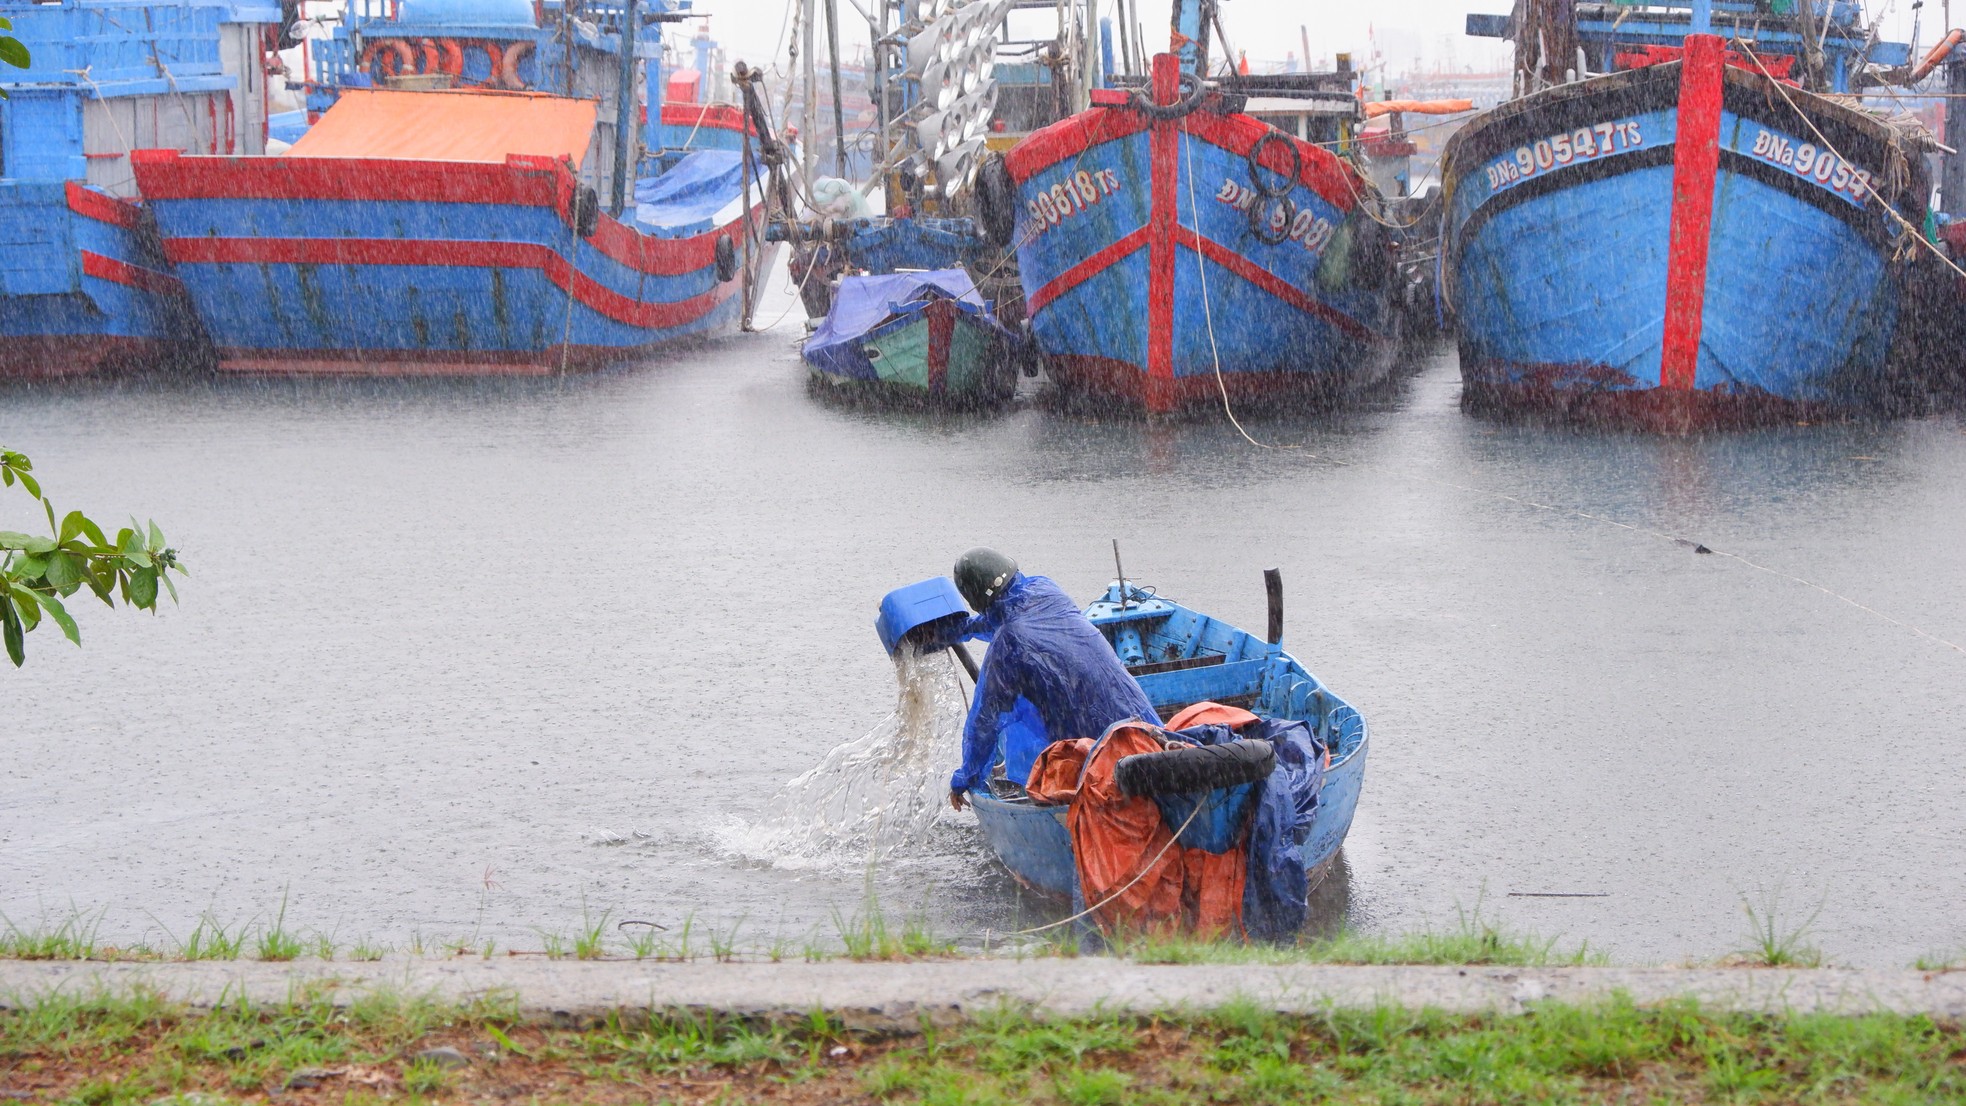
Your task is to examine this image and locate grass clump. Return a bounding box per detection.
[1734,885,1826,967]
[6,989,1966,1105]
[1100,902,1603,967]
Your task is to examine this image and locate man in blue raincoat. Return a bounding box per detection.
[943,548,1159,810]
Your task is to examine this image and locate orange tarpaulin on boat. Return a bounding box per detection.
[1027,718,1246,938]
[1362,98,1474,118]
[285,89,597,165]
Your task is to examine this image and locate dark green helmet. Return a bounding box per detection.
[954,547,1018,612]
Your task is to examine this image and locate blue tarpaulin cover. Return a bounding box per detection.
[843,216,983,273]
[946,573,1161,793]
[802,269,992,381]
[633,149,748,237]
[1238,718,1328,939]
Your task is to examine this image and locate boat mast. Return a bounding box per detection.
[612,0,640,215]
[1167,0,1210,74]
[1511,0,1577,95]
[825,0,849,176]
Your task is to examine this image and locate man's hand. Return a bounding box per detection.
[948,789,969,812]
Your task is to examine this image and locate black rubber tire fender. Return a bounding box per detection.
[1247,130,1302,199]
[1114,738,1276,798]
[1249,195,1294,245]
[714,234,739,282]
[1128,73,1208,120]
[973,154,1017,248]
[572,186,601,239]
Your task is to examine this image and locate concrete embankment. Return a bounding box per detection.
[4,959,1963,1027]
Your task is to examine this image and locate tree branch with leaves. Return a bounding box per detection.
[1,449,186,667]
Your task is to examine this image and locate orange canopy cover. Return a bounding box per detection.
[285,89,598,165]
[1362,98,1475,118]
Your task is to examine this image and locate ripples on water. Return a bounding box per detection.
[1,325,1963,965]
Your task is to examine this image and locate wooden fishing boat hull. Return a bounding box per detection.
[807,296,1015,404]
[1440,34,1933,426]
[967,584,1368,910]
[1002,55,1401,414]
[0,183,204,377]
[130,149,772,375]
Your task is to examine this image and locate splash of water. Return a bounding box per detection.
[716,646,969,867]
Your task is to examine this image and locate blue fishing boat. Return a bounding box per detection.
[128,0,779,374]
[983,40,1405,414]
[875,570,1367,934]
[1443,0,1935,425]
[0,0,276,377]
[802,269,1016,404]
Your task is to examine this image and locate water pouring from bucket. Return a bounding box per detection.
[717,576,977,865]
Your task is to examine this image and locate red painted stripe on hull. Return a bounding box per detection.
[131,149,758,278]
[1660,35,1725,390]
[1175,229,1376,340]
[1024,225,1150,314]
[65,181,144,229]
[164,236,740,328]
[0,336,183,377]
[80,250,187,296]
[1046,353,1365,411]
[1004,94,1367,213]
[213,332,723,375]
[1145,54,1181,415]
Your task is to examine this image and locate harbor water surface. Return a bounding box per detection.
[3,324,1964,966]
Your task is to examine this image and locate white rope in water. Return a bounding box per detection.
[1173,138,1966,659]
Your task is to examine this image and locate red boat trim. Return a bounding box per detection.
[1046,352,1365,410]
[1004,93,1366,213]
[0,335,164,378]
[66,181,144,229]
[164,236,739,328]
[1146,54,1181,414]
[130,149,757,278]
[1175,229,1375,340]
[80,250,187,296]
[1660,34,1725,391]
[658,102,756,136]
[1024,225,1149,314]
[926,297,953,393]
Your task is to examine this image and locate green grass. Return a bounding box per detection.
[1097,903,1605,967]
[1736,885,1826,967]
[6,989,1964,1105]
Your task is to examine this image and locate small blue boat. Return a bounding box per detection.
[802,269,1016,405]
[127,0,777,375]
[1443,1,1934,424]
[0,0,276,377]
[965,579,1368,907]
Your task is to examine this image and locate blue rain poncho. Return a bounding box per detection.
[947,574,1160,793]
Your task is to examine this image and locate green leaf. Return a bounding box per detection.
[13,554,46,580]
[16,469,38,499]
[8,587,39,631]
[128,567,158,608]
[117,528,140,555]
[58,510,85,544]
[147,521,165,550]
[42,550,83,589]
[0,36,30,70]
[76,516,108,549]
[161,572,180,604]
[34,589,80,645]
[16,536,55,555]
[42,497,55,534]
[122,548,153,570]
[3,599,23,667]
[0,530,39,548]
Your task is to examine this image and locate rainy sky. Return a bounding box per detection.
[693,0,1935,81]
